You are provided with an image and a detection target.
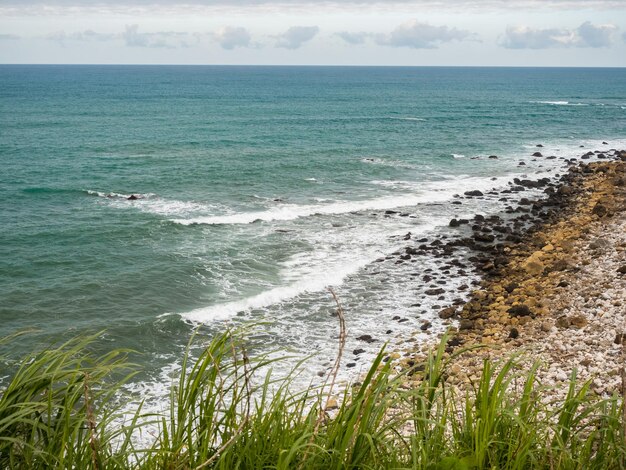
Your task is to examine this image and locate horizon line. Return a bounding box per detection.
[1,63,625,68]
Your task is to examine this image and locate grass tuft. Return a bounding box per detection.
[1,328,624,469]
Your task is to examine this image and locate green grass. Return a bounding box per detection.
[0,329,624,469]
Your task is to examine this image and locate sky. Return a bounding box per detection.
[0,0,625,66]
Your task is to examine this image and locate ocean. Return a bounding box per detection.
[1,65,625,407]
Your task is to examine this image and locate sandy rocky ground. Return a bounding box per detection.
[392,150,626,400]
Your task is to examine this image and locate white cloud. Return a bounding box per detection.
[502,26,571,48]
[275,26,319,49]
[576,21,617,47]
[213,26,251,49]
[335,31,370,44]
[502,21,617,48]
[3,0,626,9]
[122,24,191,48]
[376,21,473,48]
[45,29,116,43]
[0,34,20,40]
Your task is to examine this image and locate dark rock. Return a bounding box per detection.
[356,335,376,343]
[347,362,357,368]
[353,348,365,355]
[556,316,571,329]
[508,305,533,317]
[519,161,526,166]
[459,319,473,330]
[403,232,412,240]
[592,203,608,217]
[556,184,574,196]
[532,152,543,157]
[425,288,445,295]
[508,328,519,339]
[438,307,457,319]
[481,261,495,271]
[557,280,569,288]
[385,210,398,215]
[127,194,139,200]
[536,144,543,148]
[614,333,625,345]
[617,265,626,275]
[464,190,484,197]
[449,218,461,227]
[473,233,495,243]
[489,155,498,159]
[550,260,571,272]
[420,322,432,331]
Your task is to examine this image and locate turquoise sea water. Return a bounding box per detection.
[1,65,625,402]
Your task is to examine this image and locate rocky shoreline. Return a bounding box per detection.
[392,147,626,398]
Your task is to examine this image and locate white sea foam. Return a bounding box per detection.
[388,117,426,122]
[171,196,427,226]
[173,175,502,226]
[87,190,215,217]
[360,157,416,169]
[451,154,466,159]
[180,255,371,324]
[532,100,589,106]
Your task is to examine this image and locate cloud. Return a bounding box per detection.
[45,29,116,43]
[576,20,617,47]
[376,21,472,48]
[275,26,319,49]
[2,0,626,9]
[0,34,20,40]
[122,24,190,48]
[623,31,626,43]
[502,21,617,48]
[502,26,571,48]
[213,26,251,49]
[335,31,370,45]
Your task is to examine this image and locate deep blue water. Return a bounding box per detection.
[1,65,625,400]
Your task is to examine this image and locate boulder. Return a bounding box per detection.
[425,288,445,296]
[592,203,608,217]
[356,335,376,343]
[507,305,533,317]
[438,307,457,319]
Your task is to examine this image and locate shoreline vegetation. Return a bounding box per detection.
[2,149,626,468]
